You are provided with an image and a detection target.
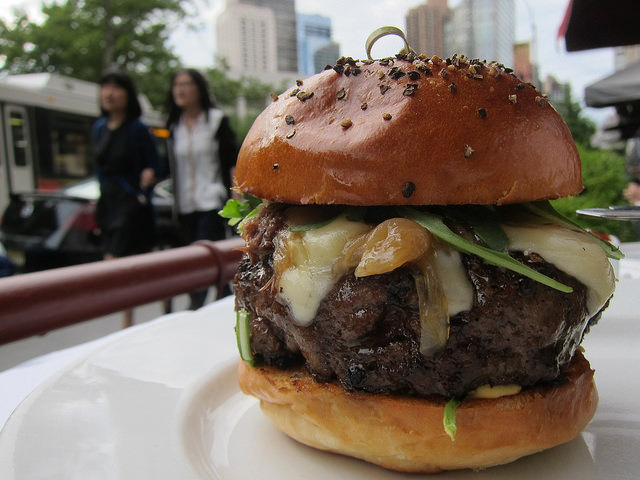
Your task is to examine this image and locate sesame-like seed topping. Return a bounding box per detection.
[464,145,475,158]
[337,88,347,100]
[361,102,368,110]
[508,94,517,104]
[286,129,296,139]
[378,70,386,79]
[449,82,457,93]
[383,113,392,120]
[380,85,391,95]
[535,96,546,107]
[515,83,526,90]
[273,163,279,170]
[296,79,303,86]
[333,65,344,74]
[285,114,295,125]
[290,88,300,97]
[431,55,441,64]
[340,119,353,129]
[402,182,416,198]
[439,68,448,78]
[417,65,432,75]
[408,71,421,81]
[477,108,487,119]
[296,91,314,102]
[403,84,417,96]
[270,93,279,102]
[447,64,456,72]
[488,65,501,77]
[391,70,406,80]
[469,64,480,75]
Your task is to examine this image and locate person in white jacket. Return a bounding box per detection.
[166,69,238,309]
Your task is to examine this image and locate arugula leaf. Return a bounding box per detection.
[399,207,573,293]
[437,205,509,252]
[219,195,262,229]
[288,219,333,232]
[443,398,461,441]
[523,201,624,260]
[236,309,255,366]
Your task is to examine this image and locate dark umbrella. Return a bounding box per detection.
[558,0,640,52]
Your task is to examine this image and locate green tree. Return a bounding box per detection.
[0,0,186,107]
[552,143,637,242]
[206,64,278,145]
[552,84,597,146]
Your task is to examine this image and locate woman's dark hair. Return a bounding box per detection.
[165,68,217,129]
[98,69,143,119]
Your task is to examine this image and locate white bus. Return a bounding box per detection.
[0,73,165,214]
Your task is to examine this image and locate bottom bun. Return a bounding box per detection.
[237,351,598,473]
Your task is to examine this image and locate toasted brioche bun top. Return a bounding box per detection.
[235,55,582,206]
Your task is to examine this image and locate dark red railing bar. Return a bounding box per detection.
[0,237,245,345]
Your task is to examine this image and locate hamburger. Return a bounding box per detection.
[221,38,620,473]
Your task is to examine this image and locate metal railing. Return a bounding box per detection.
[0,237,245,345]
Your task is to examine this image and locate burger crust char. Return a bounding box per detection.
[238,350,598,473]
[235,58,582,206]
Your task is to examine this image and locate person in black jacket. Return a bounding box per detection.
[92,69,161,326]
[165,69,238,309]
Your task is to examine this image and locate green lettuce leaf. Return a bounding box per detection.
[443,398,461,441]
[236,309,255,366]
[219,195,262,230]
[399,207,573,293]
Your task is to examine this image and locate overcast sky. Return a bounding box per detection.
[1,0,617,122]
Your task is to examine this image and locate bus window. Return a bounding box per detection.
[8,111,28,167]
[4,105,34,193]
[33,108,94,190]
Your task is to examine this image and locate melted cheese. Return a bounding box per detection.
[502,223,615,317]
[275,216,371,325]
[431,246,474,316]
[274,215,615,330]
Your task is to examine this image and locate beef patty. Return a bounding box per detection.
[234,204,602,398]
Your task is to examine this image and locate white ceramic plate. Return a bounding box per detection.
[1,281,640,480]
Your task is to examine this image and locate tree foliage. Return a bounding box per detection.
[552,84,597,146]
[0,0,186,107]
[206,63,278,144]
[552,143,637,242]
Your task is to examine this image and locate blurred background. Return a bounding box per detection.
[0,0,639,263]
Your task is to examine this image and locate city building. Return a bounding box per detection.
[313,42,340,74]
[615,44,640,70]
[513,41,538,86]
[297,14,334,76]
[542,75,569,106]
[216,3,278,77]
[228,0,298,74]
[405,0,450,57]
[445,0,515,66]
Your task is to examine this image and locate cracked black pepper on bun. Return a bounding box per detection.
[227,31,618,474]
[234,54,582,206]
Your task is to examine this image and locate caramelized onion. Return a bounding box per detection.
[413,256,450,356]
[339,217,450,355]
[340,218,432,277]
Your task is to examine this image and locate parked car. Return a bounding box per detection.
[0,240,16,277]
[0,179,182,272]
